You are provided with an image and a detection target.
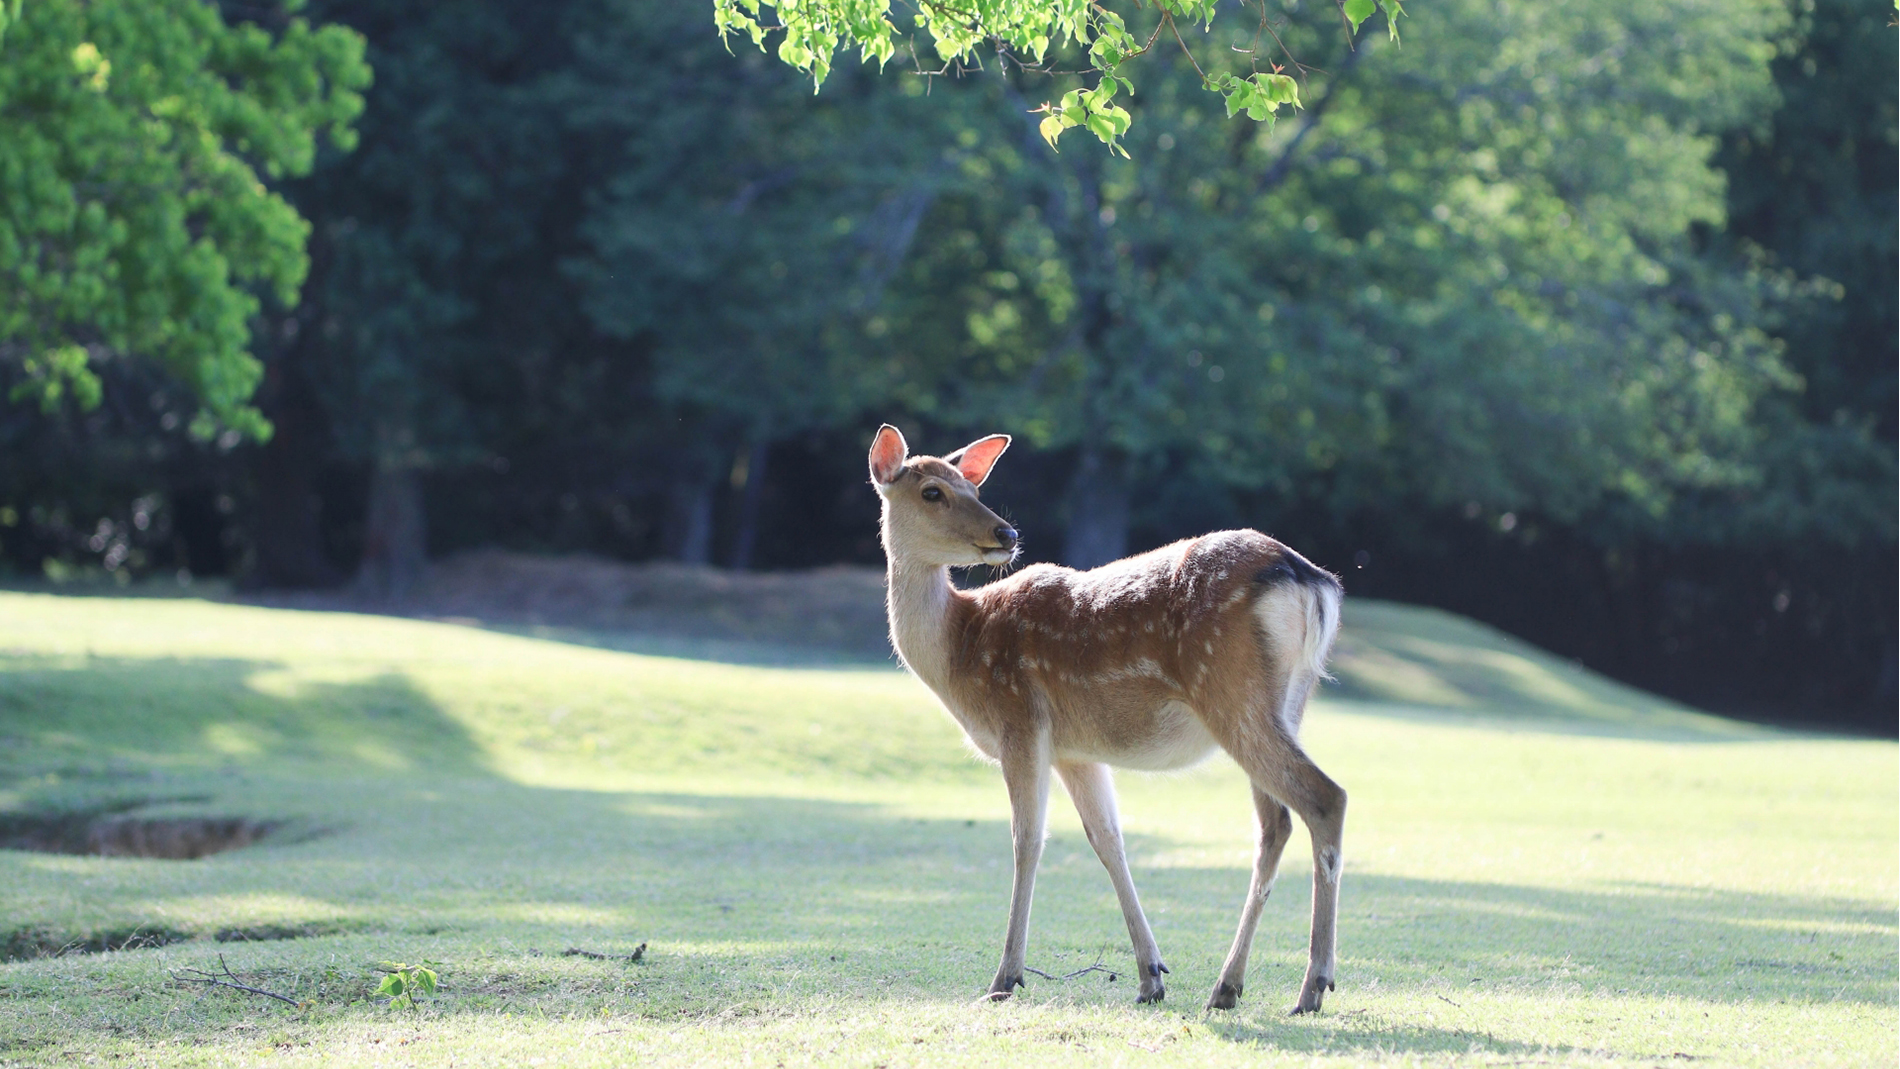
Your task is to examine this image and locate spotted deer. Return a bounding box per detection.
[870,425,1346,1013]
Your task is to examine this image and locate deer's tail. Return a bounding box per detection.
[1255,549,1342,683]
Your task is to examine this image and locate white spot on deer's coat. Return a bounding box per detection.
[1204,641,1214,654]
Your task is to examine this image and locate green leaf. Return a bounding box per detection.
[1377,0,1406,41]
[1259,72,1301,107]
[1343,0,1377,33]
[1038,114,1065,150]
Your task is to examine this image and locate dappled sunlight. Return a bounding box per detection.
[488,903,630,927]
[1326,642,1478,708]
[243,664,388,699]
[147,892,363,927]
[616,800,719,820]
[201,722,268,756]
[1325,601,1771,741]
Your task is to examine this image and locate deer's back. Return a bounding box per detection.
[946,530,1321,766]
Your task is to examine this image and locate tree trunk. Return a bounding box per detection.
[247,350,341,588]
[355,463,427,599]
[662,471,716,565]
[1062,446,1130,570]
[728,440,770,571]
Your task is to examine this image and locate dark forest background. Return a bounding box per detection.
[2,0,1894,733]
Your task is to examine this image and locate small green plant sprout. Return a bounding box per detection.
[374,961,439,1010]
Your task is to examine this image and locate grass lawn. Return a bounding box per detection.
[0,590,1893,1067]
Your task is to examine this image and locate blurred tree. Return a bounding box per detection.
[274,0,626,594]
[0,0,367,440]
[881,0,1798,566]
[569,0,956,567]
[1715,0,1896,528]
[3,0,1883,725]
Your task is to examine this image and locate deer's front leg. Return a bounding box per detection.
[1056,761,1168,1004]
[984,729,1051,1002]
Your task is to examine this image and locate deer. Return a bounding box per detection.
[869,425,1346,1014]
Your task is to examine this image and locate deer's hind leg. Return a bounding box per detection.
[1198,677,1346,1014]
[1206,786,1294,1010]
[1056,760,1169,1003]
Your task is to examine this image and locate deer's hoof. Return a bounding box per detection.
[1205,981,1242,1011]
[980,972,1023,1003]
[1289,976,1334,1015]
[1135,959,1169,1004]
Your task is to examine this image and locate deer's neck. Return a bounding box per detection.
[885,557,969,691]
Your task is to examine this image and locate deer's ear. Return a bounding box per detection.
[868,425,909,486]
[945,434,1010,487]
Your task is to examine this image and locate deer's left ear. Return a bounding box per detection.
[944,434,1010,487]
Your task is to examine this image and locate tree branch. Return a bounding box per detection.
[172,954,305,1009]
[1254,44,1365,195]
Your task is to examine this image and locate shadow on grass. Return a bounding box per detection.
[563,794,1897,1006]
[476,622,897,670]
[0,652,493,783]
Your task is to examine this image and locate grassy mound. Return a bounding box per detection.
[0,591,1892,1068]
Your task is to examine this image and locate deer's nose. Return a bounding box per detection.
[994,525,1018,549]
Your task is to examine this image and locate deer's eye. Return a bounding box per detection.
[921,486,943,502]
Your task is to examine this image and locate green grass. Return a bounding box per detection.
[0,591,1893,1068]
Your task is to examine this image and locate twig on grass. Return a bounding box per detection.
[563,942,647,963]
[1023,949,1120,984]
[172,954,306,1009]
[1436,993,1462,1008]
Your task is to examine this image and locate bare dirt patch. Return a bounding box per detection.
[1,922,354,963]
[2,924,189,961]
[0,801,281,860]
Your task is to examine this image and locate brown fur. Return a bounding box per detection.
[870,426,1346,1013]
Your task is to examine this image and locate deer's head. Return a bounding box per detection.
[869,425,1018,568]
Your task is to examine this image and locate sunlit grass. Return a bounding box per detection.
[0,591,1893,1067]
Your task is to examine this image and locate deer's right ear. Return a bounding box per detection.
[869,424,909,486]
